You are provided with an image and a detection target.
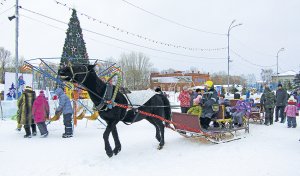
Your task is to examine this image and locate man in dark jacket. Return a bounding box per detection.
[200,81,219,129]
[55,87,73,138]
[275,83,288,123]
[260,84,276,126]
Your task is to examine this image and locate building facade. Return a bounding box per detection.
[272,70,296,83]
[150,71,210,92]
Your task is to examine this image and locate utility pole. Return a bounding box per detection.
[15,0,19,99]
[227,20,242,94]
[276,48,284,83]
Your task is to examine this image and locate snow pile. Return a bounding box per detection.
[126,89,156,106]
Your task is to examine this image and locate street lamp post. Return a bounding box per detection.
[227,20,242,94]
[276,48,285,83]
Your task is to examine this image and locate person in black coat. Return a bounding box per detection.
[275,83,288,123]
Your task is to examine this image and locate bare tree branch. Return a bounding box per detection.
[118,52,153,90]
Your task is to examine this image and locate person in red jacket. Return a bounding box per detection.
[178,86,191,113]
[32,90,50,137]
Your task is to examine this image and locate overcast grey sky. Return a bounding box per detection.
[0,0,299,79]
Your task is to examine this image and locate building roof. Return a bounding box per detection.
[278,70,297,76]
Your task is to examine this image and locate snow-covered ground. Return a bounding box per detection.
[0,92,300,176]
[1,117,300,176]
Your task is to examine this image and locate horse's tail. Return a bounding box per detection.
[159,94,171,127]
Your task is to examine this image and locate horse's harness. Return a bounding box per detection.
[66,62,121,112]
[64,63,173,124]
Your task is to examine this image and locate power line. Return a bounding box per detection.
[54,0,227,52]
[0,0,9,11]
[0,0,7,6]
[19,6,226,60]
[21,14,66,30]
[0,5,14,16]
[21,13,225,67]
[119,0,226,36]
[230,49,276,68]
[231,35,275,57]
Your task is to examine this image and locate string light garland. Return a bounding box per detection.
[21,14,225,68]
[19,6,226,60]
[54,0,227,52]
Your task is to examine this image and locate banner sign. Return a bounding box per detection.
[4,72,33,100]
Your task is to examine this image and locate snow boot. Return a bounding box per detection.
[40,132,49,138]
[31,124,37,136]
[16,124,22,131]
[24,127,32,138]
[62,133,73,138]
[63,125,73,138]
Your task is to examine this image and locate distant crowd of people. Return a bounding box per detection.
[174,81,300,130]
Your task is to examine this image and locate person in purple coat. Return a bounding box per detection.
[231,100,251,127]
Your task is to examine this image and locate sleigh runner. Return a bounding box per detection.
[171,111,249,144]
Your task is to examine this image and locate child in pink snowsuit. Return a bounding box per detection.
[32,90,50,137]
[284,97,298,128]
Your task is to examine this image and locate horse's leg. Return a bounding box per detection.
[103,122,113,157]
[111,121,121,155]
[145,118,161,142]
[156,120,165,150]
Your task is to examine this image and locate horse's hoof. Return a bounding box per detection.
[106,151,114,158]
[157,145,163,150]
[113,147,121,155]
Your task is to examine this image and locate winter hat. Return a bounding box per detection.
[204,80,213,89]
[155,86,161,92]
[193,95,202,105]
[278,83,283,87]
[288,96,296,103]
[183,86,188,91]
[39,90,44,94]
[195,88,201,93]
[25,86,32,91]
[288,96,297,105]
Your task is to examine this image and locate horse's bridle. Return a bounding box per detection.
[68,62,90,84]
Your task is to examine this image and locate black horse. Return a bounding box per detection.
[58,64,171,157]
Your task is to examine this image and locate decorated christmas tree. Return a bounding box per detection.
[61,9,89,65]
